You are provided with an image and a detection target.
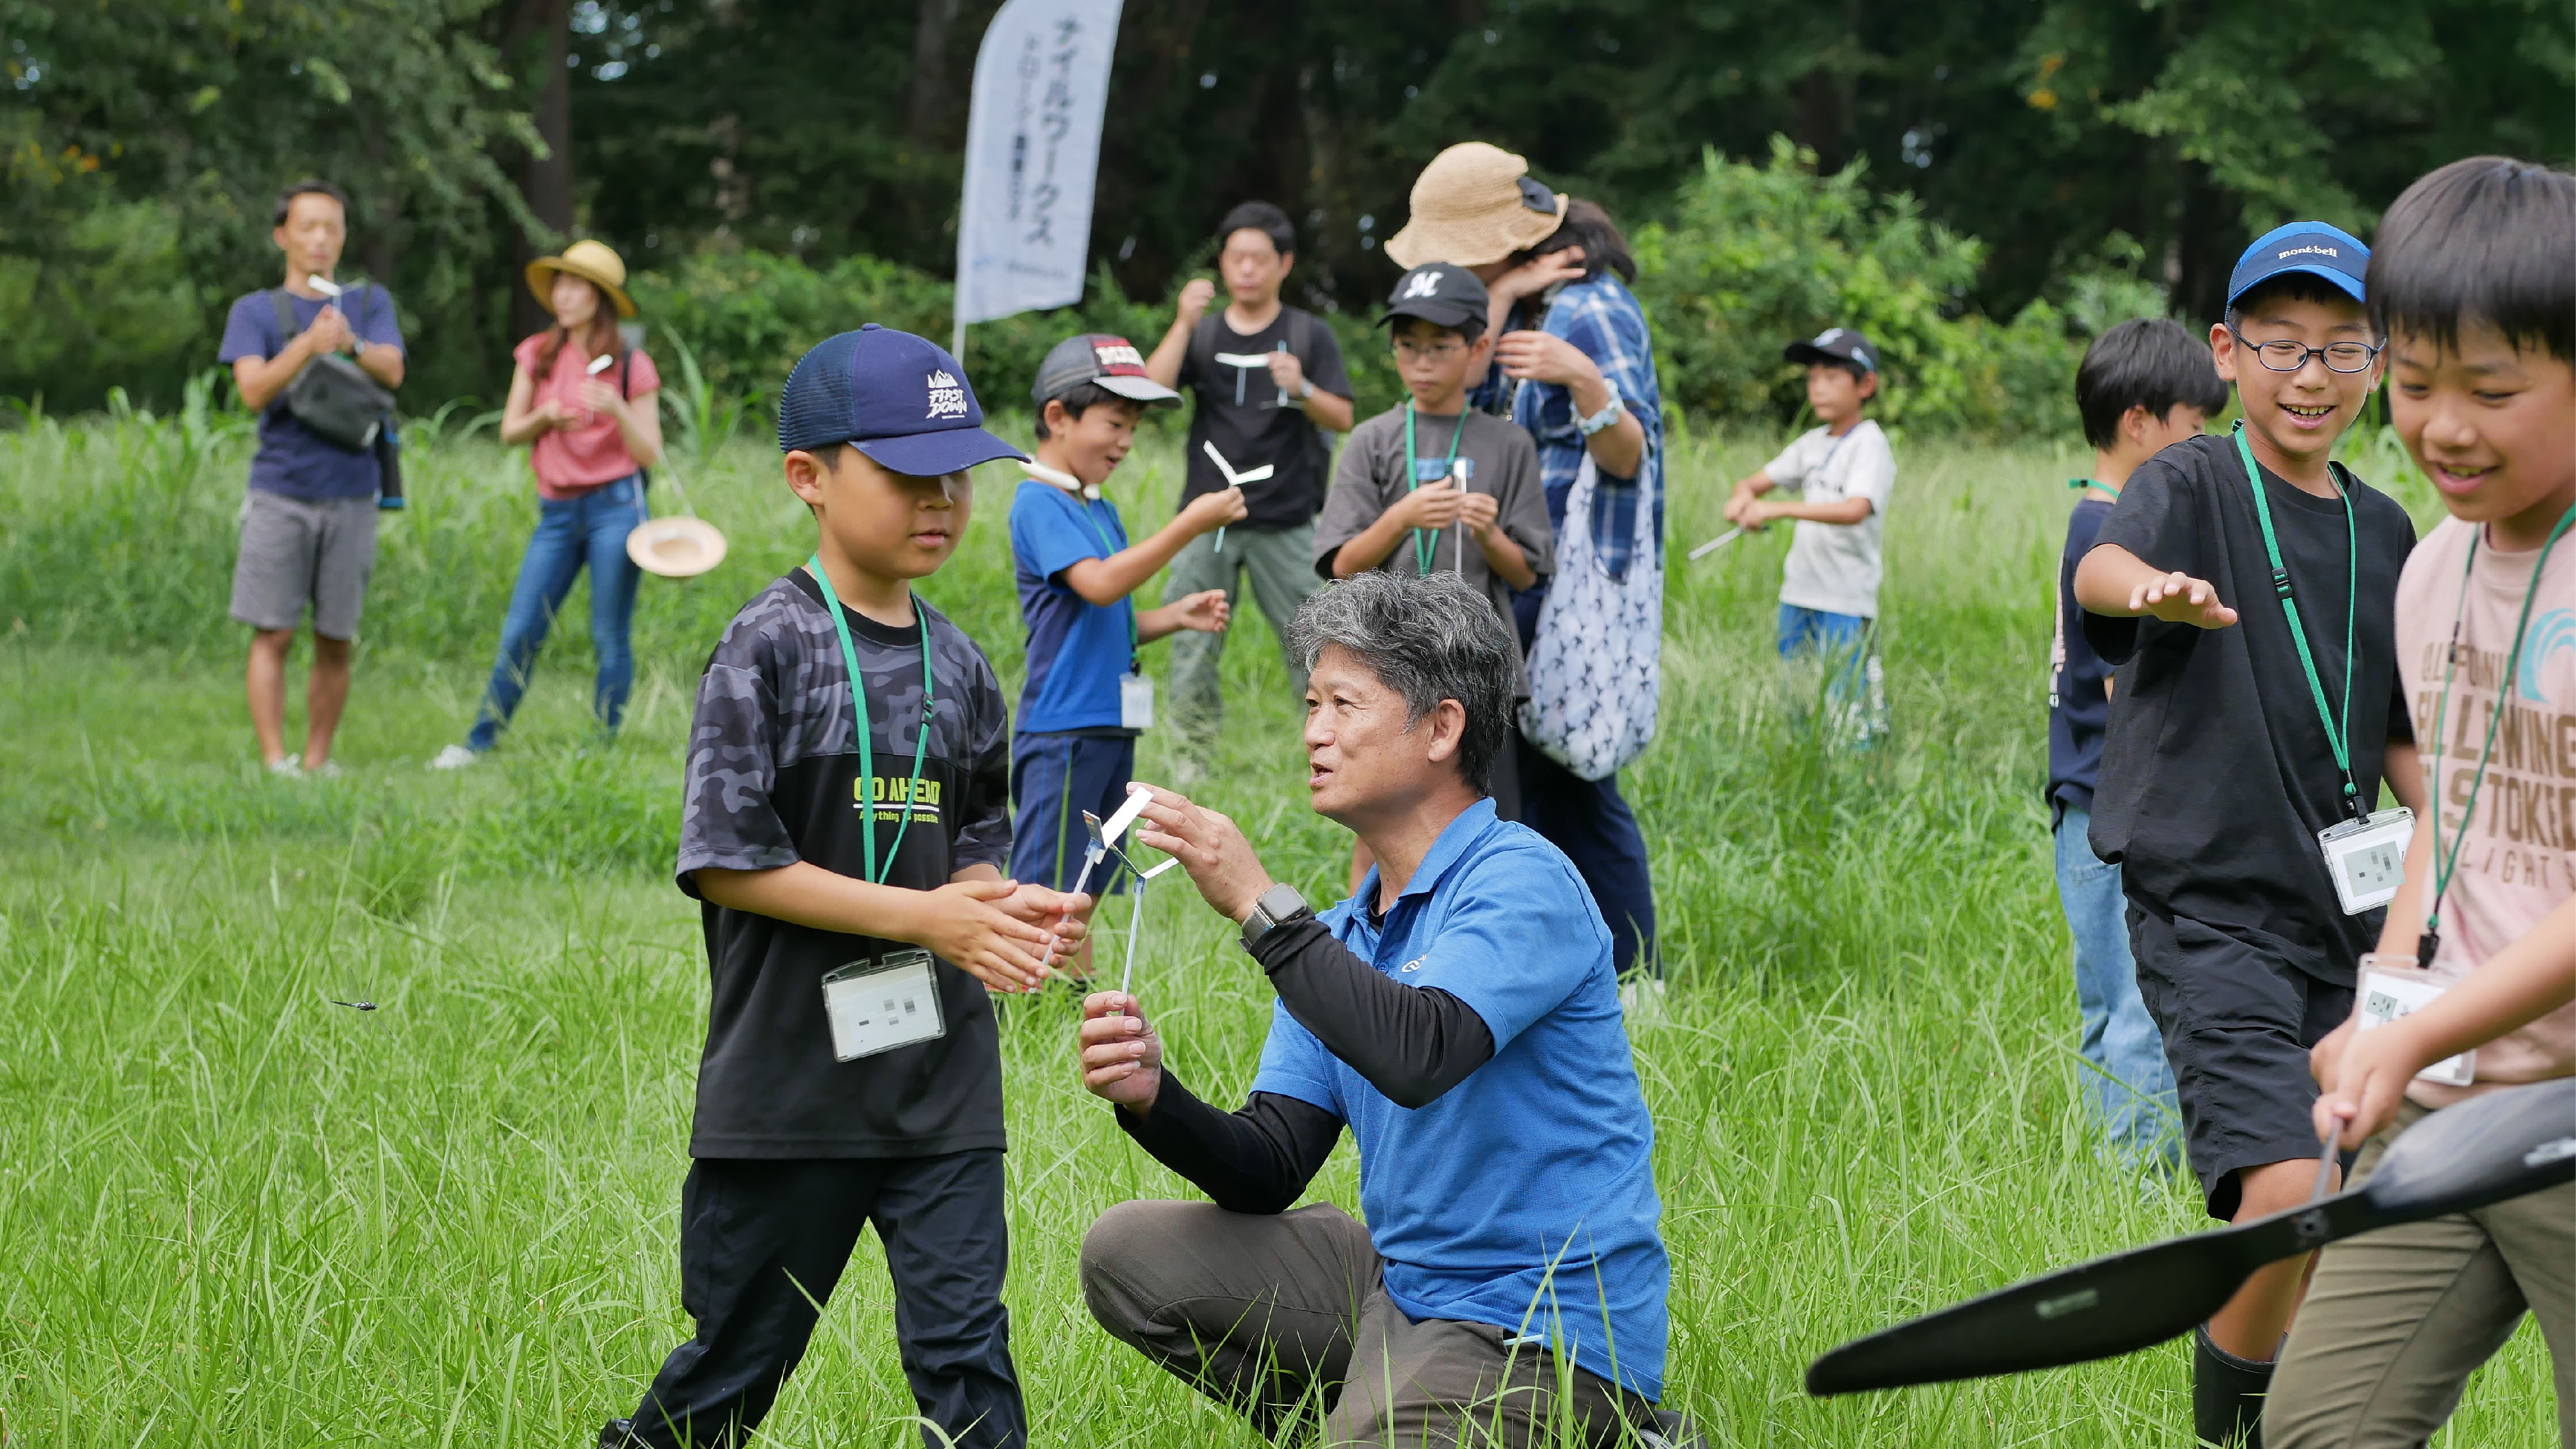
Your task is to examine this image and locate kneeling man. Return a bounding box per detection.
[1075,570,1680,1447]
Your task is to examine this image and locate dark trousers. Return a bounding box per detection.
[618,1151,1025,1449]
[1515,736,1658,976]
[1007,729,1137,893]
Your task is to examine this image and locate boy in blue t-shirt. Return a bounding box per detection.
[2050,319,2224,1173]
[1009,335,1244,916]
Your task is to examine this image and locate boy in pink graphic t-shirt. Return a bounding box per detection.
[2268,156,2576,1449]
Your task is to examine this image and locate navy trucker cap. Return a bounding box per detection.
[2227,222,2369,310]
[777,324,1027,475]
[1785,325,1879,375]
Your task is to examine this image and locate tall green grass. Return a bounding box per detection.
[0,412,2539,1447]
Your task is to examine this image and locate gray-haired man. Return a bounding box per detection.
[1073,571,1691,1446]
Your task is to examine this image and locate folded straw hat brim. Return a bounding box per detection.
[627,516,727,578]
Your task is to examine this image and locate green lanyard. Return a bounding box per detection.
[1060,489,1139,670]
[2069,477,2121,504]
[2232,422,2365,820]
[1402,402,1468,575]
[2420,504,2576,965]
[810,556,936,885]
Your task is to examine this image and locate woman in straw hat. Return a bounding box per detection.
[1386,142,1666,989]
[430,239,665,769]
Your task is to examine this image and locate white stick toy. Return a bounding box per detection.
[307,277,343,300]
[1200,442,1272,554]
[1119,855,1180,994]
[1450,459,1470,574]
[587,353,615,375]
[1687,528,1744,562]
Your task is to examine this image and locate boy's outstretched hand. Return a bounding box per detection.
[2131,569,2239,629]
[1077,990,1164,1111]
[914,878,1059,993]
[1166,588,1231,634]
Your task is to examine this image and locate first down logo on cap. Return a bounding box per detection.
[925,368,967,421]
[1092,340,1148,375]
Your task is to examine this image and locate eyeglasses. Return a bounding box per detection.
[2229,328,2383,374]
[1392,338,1466,361]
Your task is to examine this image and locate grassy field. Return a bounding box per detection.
[0,404,2551,1448]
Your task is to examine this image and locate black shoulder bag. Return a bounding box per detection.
[269,286,395,453]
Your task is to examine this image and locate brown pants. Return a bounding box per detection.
[2268,1101,2576,1448]
[1079,1200,1673,1447]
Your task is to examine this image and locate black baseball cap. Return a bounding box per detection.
[2227,222,2369,311]
[775,323,1027,475]
[1785,326,1879,375]
[1378,263,1490,332]
[1032,334,1181,408]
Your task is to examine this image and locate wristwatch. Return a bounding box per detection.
[1576,383,1626,437]
[1298,377,1317,401]
[1239,882,1311,952]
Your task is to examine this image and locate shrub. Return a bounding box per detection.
[1632,137,2170,439]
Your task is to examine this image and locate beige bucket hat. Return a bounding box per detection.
[1385,142,1567,269]
[527,238,636,319]
[626,515,727,578]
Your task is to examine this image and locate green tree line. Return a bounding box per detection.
[5,0,2568,417]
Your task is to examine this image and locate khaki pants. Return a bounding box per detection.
[1162,524,1323,767]
[2268,1100,2575,1448]
[1079,1200,1674,1448]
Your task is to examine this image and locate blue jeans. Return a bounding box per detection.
[466,474,647,752]
[2055,805,2180,1170]
[1776,604,1884,741]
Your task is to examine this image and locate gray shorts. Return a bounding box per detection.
[230,489,377,639]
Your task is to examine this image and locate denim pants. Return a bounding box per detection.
[1776,603,1885,743]
[2054,805,2179,1168]
[468,474,646,751]
[1516,737,1658,978]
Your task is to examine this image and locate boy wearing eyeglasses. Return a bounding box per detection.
[2074,223,2425,1448]
[1314,261,1552,824]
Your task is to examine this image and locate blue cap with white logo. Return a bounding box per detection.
[776,323,1028,475]
[2227,222,2369,310]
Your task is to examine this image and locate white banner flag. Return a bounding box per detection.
[954,0,1124,330]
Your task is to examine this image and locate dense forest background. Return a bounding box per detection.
[6,0,2570,421]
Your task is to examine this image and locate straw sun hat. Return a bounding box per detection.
[526,238,636,318]
[1384,142,1567,270]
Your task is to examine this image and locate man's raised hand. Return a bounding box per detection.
[1078,990,1164,1110]
[2131,570,2239,629]
[1176,277,1217,327]
[1129,784,1273,922]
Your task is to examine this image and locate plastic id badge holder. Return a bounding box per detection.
[2320,808,2412,914]
[2354,952,2476,1088]
[822,949,945,1062]
[1119,671,1153,730]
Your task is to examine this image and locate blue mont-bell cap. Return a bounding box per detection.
[777,323,1028,475]
[2227,222,2369,310]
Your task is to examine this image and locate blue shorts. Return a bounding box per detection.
[1009,730,1136,895]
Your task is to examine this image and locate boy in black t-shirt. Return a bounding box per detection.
[2074,227,2425,1448]
[1142,201,1357,777]
[605,326,1086,1449]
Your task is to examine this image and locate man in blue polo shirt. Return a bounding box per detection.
[1072,570,1686,1448]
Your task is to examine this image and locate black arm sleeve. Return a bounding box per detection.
[1247,916,1496,1109]
[1116,1074,1343,1215]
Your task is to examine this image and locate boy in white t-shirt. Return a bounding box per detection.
[1724,327,1899,740]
